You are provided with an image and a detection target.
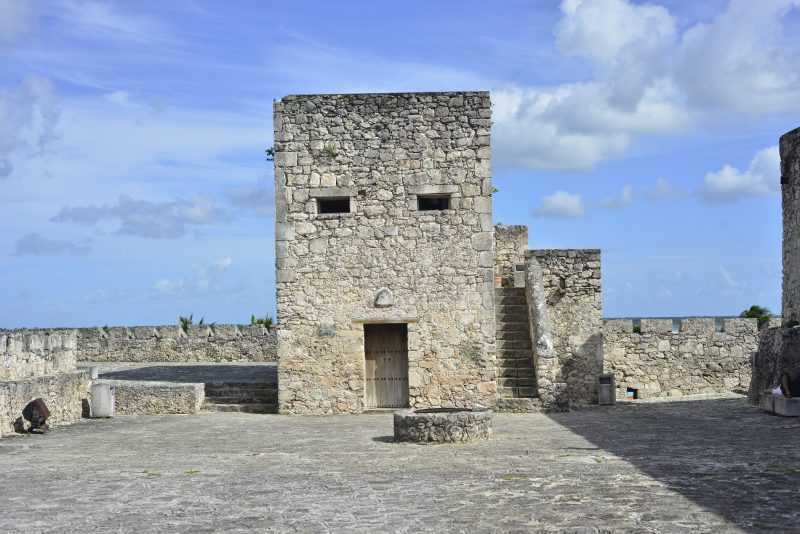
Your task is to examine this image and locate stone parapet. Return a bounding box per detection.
[0,329,78,380]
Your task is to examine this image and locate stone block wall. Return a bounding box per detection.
[74,325,276,363]
[782,127,800,323]
[526,249,603,408]
[274,91,496,414]
[1,329,77,380]
[749,326,800,403]
[495,224,527,286]
[605,318,757,399]
[100,380,205,415]
[0,370,89,437]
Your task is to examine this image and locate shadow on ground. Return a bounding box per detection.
[98,364,277,384]
[547,398,800,531]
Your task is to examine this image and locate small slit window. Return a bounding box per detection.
[417,195,450,211]
[317,197,351,214]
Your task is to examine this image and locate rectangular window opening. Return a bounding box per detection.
[715,317,726,333]
[417,195,450,211]
[317,197,351,214]
[626,387,639,400]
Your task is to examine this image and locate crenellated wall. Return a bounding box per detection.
[1,329,77,380]
[74,324,277,363]
[604,318,758,399]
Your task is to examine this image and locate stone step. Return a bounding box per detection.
[496,367,535,378]
[205,384,276,394]
[496,312,529,321]
[496,323,529,333]
[497,349,533,359]
[495,397,542,413]
[497,377,536,388]
[497,339,533,350]
[495,297,527,306]
[202,402,276,414]
[496,386,537,399]
[206,393,278,404]
[495,287,526,294]
[497,331,531,341]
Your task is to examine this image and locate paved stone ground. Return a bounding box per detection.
[0,398,798,533]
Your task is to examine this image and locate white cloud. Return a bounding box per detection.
[700,146,780,202]
[154,256,234,296]
[720,265,739,288]
[645,178,687,201]
[13,233,90,256]
[601,184,633,210]
[55,1,171,45]
[227,176,274,217]
[52,195,231,238]
[0,0,32,44]
[533,190,585,218]
[493,0,800,170]
[0,76,60,179]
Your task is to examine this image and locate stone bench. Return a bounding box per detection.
[95,380,204,415]
[760,391,800,417]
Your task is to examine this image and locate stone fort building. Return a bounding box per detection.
[273,91,603,415]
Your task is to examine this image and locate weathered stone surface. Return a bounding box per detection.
[275,92,496,414]
[749,325,800,403]
[0,370,89,437]
[0,329,77,380]
[72,325,276,363]
[527,250,602,409]
[494,224,527,286]
[97,380,205,415]
[0,399,794,532]
[782,127,800,323]
[606,317,757,399]
[393,408,492,443]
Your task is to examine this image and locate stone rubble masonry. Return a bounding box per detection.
[0,329,77,380]
[274,91,495,414]
[605,318,757,400]
[782,127,800,323]
[526,249,602,409]
[74,325,276,363]
[0,370,89,437]
[495,224,528,286]
[97,380,205,415]
[749,326,800,403]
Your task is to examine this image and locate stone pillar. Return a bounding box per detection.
[782,127,800,324]
[494,224,528,287]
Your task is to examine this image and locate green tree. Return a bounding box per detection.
[739,305,772,328]
[250,314,274,330]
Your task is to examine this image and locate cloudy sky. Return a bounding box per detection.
[1,0,798,327]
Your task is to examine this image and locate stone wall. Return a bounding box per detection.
[274,91,496,414]
[75,325,276,363]
[1,330,77,380]
[782,127,800,323]
[99,380,205,415]
[495,224,527,286]
[526,249,603,408]
[0,370,89,437]
[605,318,757,399]
[749,326,800,403]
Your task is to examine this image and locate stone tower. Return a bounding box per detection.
[782,127,800,323]
[273,92,496,415]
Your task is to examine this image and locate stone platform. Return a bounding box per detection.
[0,397,796,532]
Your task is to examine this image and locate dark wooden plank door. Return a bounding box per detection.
[364,324,408,408]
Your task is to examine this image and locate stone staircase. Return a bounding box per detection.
[202,382,278,414]
[495,287,540,411]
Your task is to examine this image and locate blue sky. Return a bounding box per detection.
[1,0,798,327]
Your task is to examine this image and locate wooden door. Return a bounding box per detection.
[364,324,408,408]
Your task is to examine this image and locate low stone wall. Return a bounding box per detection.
[605,318,757,400]
[98,380,205,415]
[0,370,89,437]
[0,329,77,380]
[76,325,276,363]
[749,326,800,403]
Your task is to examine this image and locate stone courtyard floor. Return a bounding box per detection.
[0,397,797,533]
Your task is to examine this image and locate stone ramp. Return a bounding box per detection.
[86,362,278,414]
[495,287,538,407]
